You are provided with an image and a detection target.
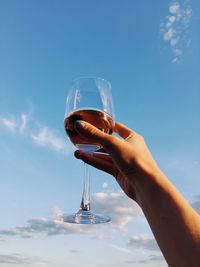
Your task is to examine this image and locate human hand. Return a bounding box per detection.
[74,120,160,203]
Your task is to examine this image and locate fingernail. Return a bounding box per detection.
[75,120,85,129]
[74,150,82,159]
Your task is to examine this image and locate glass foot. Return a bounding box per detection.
[76,144,100,154]
[62,210,111,224]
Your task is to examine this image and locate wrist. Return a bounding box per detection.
[133,167,168,207]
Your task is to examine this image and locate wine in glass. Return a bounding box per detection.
[63,77,114,224]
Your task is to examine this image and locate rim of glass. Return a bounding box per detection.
[71,76,112,90]
[65,76,114,118]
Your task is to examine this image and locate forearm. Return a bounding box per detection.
[135,170,200,267]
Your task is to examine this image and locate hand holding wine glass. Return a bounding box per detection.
[73,120,160,202]
[73,116,200,267]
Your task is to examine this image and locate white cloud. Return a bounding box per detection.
[0,112,30,133]
[0,192,142,240]
[169,2,180,14]
[19,112,29,133]
[92,192,142,230]
[0,111,72,154]
[163,28,175,41]
[169,15,176,23]
[128,235,160,252]
[0,254,31,265]
[52,206,63,220]
[0,217,96,240]
[160,0,192,63]
[0,254,48,266]
[0,117,16,132]
[27,218,95,236]
[31,127,69,153]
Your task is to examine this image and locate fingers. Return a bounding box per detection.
[114,122,136,139]
[75,120,115,149]
[96,147,108,154]
[75,120,136,142]
[74,150,116,176]
[93,152,114,163]
[74,120,138,159]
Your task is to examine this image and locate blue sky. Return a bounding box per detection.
[0,0,199,266]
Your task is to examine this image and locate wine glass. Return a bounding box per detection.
[63,77,115,224]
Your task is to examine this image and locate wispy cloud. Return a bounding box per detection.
[110,244,133,254]
[128,235,159,252]
[132,254,167,266]
[0,117,17,132]
[31,127,69,153]
[0,111,72,154]
[125,236,167,266]
[0,254,31,265]
[160,0,192,63]
[0,253,48,266]
[19,112,29,133]
[0,113,30,133]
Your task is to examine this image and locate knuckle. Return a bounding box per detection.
[89,127,98,137]
[103,135,118,149]
[137,133,145,142]
[112,166,119,179]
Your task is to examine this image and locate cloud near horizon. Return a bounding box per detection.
[160,0,192,63]
[127,235,167,266]
[131,254,167,266]
[0,253,47,266]
[0,192,142,240]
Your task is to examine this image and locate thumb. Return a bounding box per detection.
[74,120,113,149]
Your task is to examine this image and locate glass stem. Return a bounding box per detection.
[80,163,91,211]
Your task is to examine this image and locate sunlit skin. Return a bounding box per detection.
[74,120,200,267]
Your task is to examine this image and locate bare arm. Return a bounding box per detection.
[74,120,200,267]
